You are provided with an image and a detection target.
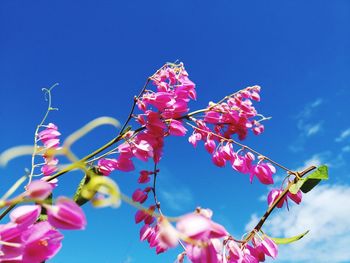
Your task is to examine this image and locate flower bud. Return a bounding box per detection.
[46,197,86,230]
[26,180,53,200]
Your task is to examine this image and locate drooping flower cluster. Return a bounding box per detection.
[188,86,277,184]
[158,208,279,263]
[224,234,278,263]
[37,123,61,177]
[0,181,86,262]
[176,210,228,262]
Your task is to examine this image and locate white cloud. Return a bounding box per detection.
[245,184,350,263]
[342,145,350,152]
[290,99,324,152]
[335,128,350,142]
[306,122,322,136]
[295,153,324,172]
[297,98,323,119]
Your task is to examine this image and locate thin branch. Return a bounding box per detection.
[242,165,317,245]
[28,84,59,185]
[185,121,294,173]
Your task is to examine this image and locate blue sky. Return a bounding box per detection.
[0,1,349,262]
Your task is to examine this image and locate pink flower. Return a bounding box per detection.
[41,157,59,176]
[132,140,154,161]
[176,213,227,241]
[140,224,153,241]
[253,235,278,259]
[204,136,216,154]
[135,210,147,224]
[250,162,276,184]
[251,91,260,101]
[287,189,302,204]
[157,218,179,248]
[204,111,221,124]
[175,252,186,263]
[46,197,86,230]
[168,120,187,136]
[188,133,202,147]
[186,240,222,263]
[135,206,155,225]
[246,244,266,262]
[212,151,226,167]
[9,205,41,229]
[252,124,264,135]
[115,157,135,172]
[267,189,286,208]
[0,221,63,263]
[227,240,244,261]
[20,221,63,263]
[138,170,151,184]
[97,158,118,176]
[132,189,148,204]
[37,123,61,149]
[26,180,53,200]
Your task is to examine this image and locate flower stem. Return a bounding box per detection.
[242,165,316,244]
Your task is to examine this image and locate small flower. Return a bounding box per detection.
[287,189,303,204]
[157,217,179,248]
[168,120,187,136]
[250,162,276,185]
[132,189,148,204]
[46,197,86,230]
[138,170,151,184]
[176,213,227,241]
[10,205,41,229]
[267,188,286,208]
[26,180,53,200]
[21,221,63,263]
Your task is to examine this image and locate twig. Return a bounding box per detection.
[242,165,317,244]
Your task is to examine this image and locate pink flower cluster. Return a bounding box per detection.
[0,181,86,263]
[224,235,278,263]
[98,64,195,176]
[191,135,276,184]
[174,209,278,263]
[133,207,279,263]
[96,66,195,252]
[133,169,162,253]
[203,85,263,141]
[37,123,61,177]
[188,86,276,184]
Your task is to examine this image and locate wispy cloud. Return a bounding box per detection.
[290,98,324,152]
[245,184,350,263]
[310,98,323,108]
[160,187,194,212]
[123,256,133,263]
[335,128,350,142]
[342,145,350,152]
[305,122,323,136]
[297,98,323,119]
[296,154,324,171]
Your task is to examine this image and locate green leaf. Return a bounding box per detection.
[307,165,328,180]
[270,230,309,244]
[300,165,328,193]
[289,179,305,194]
